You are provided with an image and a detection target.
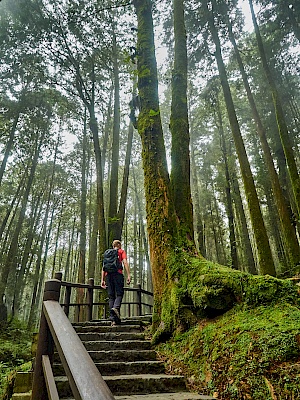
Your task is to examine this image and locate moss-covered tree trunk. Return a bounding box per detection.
[170,0,194,246]
[248,0,300,221]
[132,0,179,328]
[205,0,276,276]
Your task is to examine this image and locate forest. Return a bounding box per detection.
[0,0,300,398]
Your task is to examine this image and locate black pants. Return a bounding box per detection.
[106,272,124,321]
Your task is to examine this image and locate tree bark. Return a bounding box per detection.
[133,0,178,325]
[170,0,194,246]
[216,106,238,270]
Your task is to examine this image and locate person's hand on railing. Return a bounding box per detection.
[101,280,107,289]
[126,274,131,285]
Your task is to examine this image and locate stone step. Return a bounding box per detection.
[11,393,32,400]
[73,324,141,333]
[83,340,152,351]
[73,319,148,327]
[55,374,187,397]
[87,349,157,362]
[91,316,152,324]
[54,349,156,363]
[53,360,165,376]
[96,361,165,376]
[11,372,33,400]
[115,393,217,400]
[59,394,215,400]
[78,331,145,341]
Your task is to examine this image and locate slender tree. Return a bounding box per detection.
[225,12,300,272]
[170,0,194,245]
[203,0,276,276]
[248,0,300,221]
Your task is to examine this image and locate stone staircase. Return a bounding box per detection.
[53,316,216,400]
[11,316,216,399]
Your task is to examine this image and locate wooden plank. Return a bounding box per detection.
[42,355,59,400]
[43,300,115,400]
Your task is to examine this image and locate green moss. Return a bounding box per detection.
[153,250,300,345]
[157,303,300,399]
[0,320,32,399]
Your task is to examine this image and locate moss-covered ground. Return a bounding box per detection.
[155,254,300,399]
[0,320,32,400]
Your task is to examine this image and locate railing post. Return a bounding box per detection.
[54,271,62,281]
[137,283,142,316]
[64,286,71,317]
[87,278,94,321]
[133,284,142,316]
[32,278,61,400]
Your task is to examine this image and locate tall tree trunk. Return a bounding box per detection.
[205,0,275,276]
[51,202,64,277]
[226,13,300,271]
[216,106,238,269]
[115,122,134,239]
[230,166,257,274]
[190,143,206,257]
[170,0,194,245]
[248,0,300,220]
[133,168,152,291]
[89,108,107,256]
[133,0,178,323]
[88,204,98,280]
[77,116,88,321]
[0,131,45,321]
[27,134,59,327]
[0,172,26,241]
[13,193,44,318]
[108,30,121,243]
[0,112,19,186]
[101,86,113,172]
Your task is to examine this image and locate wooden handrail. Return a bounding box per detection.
[55,272,153,320]
[32,278,115,400]
[42,355,59,400]
[44,300,115,400]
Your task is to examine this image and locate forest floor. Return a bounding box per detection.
[0,320,32,400]
[156,301,300,399]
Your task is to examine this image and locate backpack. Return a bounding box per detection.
[103,248,122,273]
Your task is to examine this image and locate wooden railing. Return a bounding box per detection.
[55,271,153,321]
[31,274,153,399]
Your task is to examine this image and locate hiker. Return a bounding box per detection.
[101,240,131,326]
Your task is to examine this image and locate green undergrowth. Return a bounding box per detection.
[157,302,300,399]
[0,320,32,400]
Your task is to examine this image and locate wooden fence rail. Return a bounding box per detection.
[54,271,153,321]
[31,274,153,399]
